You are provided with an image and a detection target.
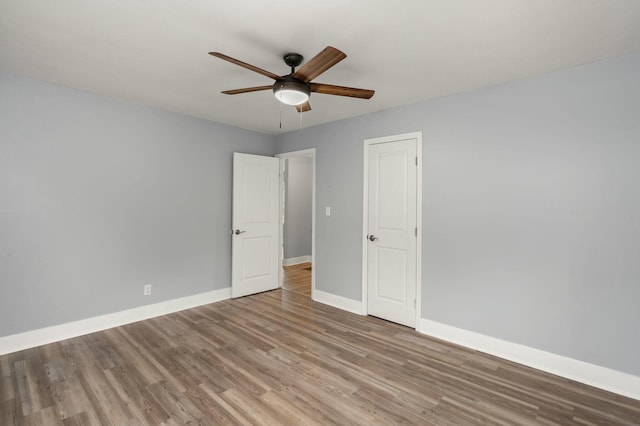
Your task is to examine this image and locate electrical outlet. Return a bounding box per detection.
[144,284,152,296]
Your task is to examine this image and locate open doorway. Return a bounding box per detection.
[276,148,316,299]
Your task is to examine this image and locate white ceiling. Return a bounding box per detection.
[2,1,640,135]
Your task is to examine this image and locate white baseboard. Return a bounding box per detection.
[314,290,363,315]
[418,318,640,401]
[283,255,312,266]
[0,287,231,356]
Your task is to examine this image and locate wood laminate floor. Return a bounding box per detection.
[282,262,312,298]
[1,277,639,424]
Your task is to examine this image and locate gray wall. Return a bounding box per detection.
[0,71,275,337]
[275,52,640,376]
[283,156,313,260]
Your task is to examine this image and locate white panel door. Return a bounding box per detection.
[232,153,279,298]
[366,138,417,327]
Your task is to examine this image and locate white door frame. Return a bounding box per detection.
[362,132,422,328]
[275,148,316,300]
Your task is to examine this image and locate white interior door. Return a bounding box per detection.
[232,153,279,298]
[366,138,418,327]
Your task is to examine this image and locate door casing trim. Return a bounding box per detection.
[275,148,316,300]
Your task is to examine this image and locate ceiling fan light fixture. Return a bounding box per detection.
[273,77,310,106]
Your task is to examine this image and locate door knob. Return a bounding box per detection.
[368,234,378,241]
[234,229,246,235]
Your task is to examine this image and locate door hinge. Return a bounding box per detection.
[415,227,417,237]
[414,298,416,308]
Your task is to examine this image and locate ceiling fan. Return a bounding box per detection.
[208,46,374,112]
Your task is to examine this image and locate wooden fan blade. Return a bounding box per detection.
[209,52,280,80]
[221,85,272,95]
[295,101,312,113]
[310,83,375,99]
[292,46,346,82]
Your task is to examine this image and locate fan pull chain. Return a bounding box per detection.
[279,92,283,129]
[299,108,303,138]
